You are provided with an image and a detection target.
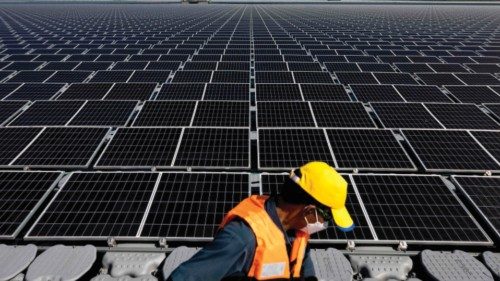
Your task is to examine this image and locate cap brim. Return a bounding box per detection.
[331,206,354,232]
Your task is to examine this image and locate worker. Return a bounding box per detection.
[166,161,354,281]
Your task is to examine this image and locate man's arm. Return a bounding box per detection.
[167,219,256,281]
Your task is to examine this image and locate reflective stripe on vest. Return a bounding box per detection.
[219,195,309,280]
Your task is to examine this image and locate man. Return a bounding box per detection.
[167,161,354,281]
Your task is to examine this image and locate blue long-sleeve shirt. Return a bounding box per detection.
[167,197,315,281]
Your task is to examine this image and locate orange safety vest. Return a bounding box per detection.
[219,195,309,280]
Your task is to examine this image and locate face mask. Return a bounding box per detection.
[300,209,328,235]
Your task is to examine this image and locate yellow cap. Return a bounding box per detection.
[290,161,354,231]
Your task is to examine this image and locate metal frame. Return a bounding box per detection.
[0,171,64,239]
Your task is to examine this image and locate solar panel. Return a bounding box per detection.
[0,171,63,239]
[256,84,302,101]
[0,83,22,99]
[394,63,434,73]
[466,64,500,74]
[373,72,418,85]
[26,172,159,239]
[211,71,249,83]
[128,70,171,83]
[0,127,43,166]
[45,71,92,83]
[417,73,465,86]
[203,83,249,101]
[358,63,394,73]
[402,129,500,172]
[293,72,334,84]
[173,128,249,168]
[455,73,500,86]
[68,100,138,126]
[255,71,294,84]
[257,102,315,127]
[370,102,444,129]
[95,128,182,168]
[287,62,322,72]
[192,101,249,127]
[12,127,110,168]
[444,86,500,104]
[428,63,469,73]
[352,174,491,245]
[469,131,500,164]
[140,172,249,239]
[8,100,85,126]
[452,176,500,240]
[113,61,149,70]
[90,70,133,83]
[336,72,378,85]
[258,129,334,169]
[132,101,195,127]
[325,62,360,72]
[260,174,375,241]
[424,103,500,130]
[311,102,376,128]
[146,61,181,71]
[0,101,28,126]
[105,83,156,100]
[57,83,113,100]
[326,129,416,171]
[6,83,64,101]
[172,71,212,83]
[483,103,500,120]
[350,84,405,102]
[157,83,205,100]
[394,85,452,103]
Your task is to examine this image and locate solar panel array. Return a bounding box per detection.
[0,4,499,246]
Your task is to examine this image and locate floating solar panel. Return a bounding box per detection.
[255,71,294,84]
[417,73,465,86]
[57,83,113,100]
[68,100,138,126]
[469,131,500,164]
[6,83,64,101]
[428,63,469,73]
[352,174,491,245]
[90,71,133,83]
[113,61,149,70]
[258,129,334,169]
[293,72,334,84]
[452,176,500,240]
[455,73,500,86]
[132,101,195,127]
[211,71,249,84]
[310,102,376,128]
[483,103,500,120]
[12,127,110,168]
[192,101,249,127]
[128,70,171,83]
[260,174,375,241]
[0,127,43,166]
[402,130,500,172]
[299,84,350,101]
[394,85,453,103]
[256,84,302,101]
[105,83,156,100]
[156,83,205,100]
[255,62,288,71]
[394,63,434,73]
[75,61,113,71]
[336,72,378,85]
[172,71,212,83]
[325,62,360,72]
[288,62,322,72]
[466,64,500,74]
[6,71,53,83]
[217,62,250,71]
[0,101,28,126]
[146,61,181,71]
[0,83,21,99]
[173,128,249,168]
[445,86,500,104]
[370,102,444,129]
[326,129,416,171]
[204,83,249,101]
[140,172,249,239]
[0,171,63,239]
[424,103,500,130]
[45,71,92,83]
[358,63,394,73]
[257,102,315,127]
[373,72,418,85]
[26,172,159,239]
[350,84,405,102]
[8,100,85,126]
[95,128,182,169]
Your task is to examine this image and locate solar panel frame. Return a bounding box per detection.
[192,101,250,127]
[424,103,500,130]
[256,101,316,128]
[139,172,250,241]
[67,100,138,127]
[352,174,492,246]
[0,171,64,239]
[25,171,161,241]
[370,102,445,129]
[401,129,500,173]
[451,175,500,241]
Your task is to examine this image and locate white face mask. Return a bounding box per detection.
[300,209,328,235]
